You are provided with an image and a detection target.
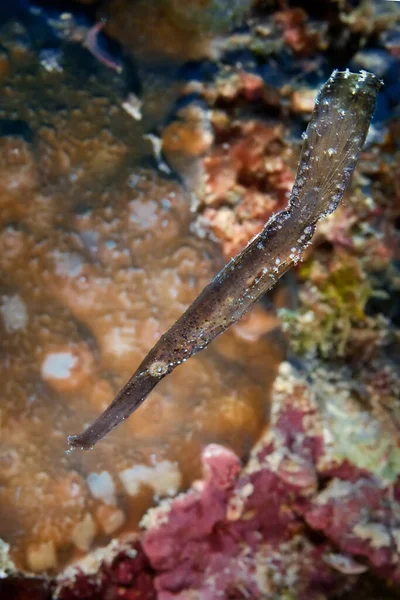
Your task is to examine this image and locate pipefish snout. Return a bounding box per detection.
[67,69,381,451]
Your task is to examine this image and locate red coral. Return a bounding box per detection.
[56,543,156,600]
[201,119,293,257]
[303,478,400,577]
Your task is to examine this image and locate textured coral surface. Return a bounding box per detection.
[1,0,400,598]
[0,12,280,573]
[50,364,400,599]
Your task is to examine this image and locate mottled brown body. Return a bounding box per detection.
[68,70,381,450]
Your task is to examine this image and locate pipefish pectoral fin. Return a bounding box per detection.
[67,70,381,451]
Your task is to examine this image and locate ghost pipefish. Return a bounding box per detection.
[67,70,381,451]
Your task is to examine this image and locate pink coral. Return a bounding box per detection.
[51,367,399,598]
[128,363,399,599]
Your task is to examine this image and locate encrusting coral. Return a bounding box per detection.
[49,362,400,599]
[1,1,399,598]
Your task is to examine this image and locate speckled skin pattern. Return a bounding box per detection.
[68,70,381,451]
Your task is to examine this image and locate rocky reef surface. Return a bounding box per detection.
[0,0,399,598]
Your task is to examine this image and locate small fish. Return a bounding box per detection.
[67,70,381,451]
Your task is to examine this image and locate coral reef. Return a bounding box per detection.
[103,0,253,63]
[136,363,399,599]
[1,0,399,598]
[0,11,279,574]
[51,362,399,599]
[67,69,380,451]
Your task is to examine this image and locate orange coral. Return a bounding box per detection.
[0,26,278,571]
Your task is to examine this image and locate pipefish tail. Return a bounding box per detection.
[67,70,381,451]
